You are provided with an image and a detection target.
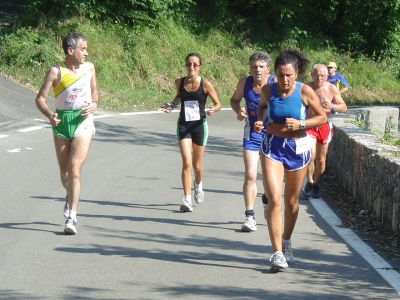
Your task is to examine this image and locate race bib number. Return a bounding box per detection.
[295,135,311,154]
[184,100,200,121]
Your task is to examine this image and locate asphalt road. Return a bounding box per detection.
[1,75,399,299]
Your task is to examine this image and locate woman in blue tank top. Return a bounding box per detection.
[159,53,221,213]
[254,50,327,273]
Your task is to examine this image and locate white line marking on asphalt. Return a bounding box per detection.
[119,108,232,116]
[93,114,114,119]
[6,108,233,135]
[120,111,176,116]
[18,125,50,132]
[6,148,21,153]
[311,198,400,295]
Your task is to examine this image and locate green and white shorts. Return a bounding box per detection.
[53,109,95,140]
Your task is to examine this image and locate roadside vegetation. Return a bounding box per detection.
[0,0,399,112]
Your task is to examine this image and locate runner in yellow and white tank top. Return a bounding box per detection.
[35,33,99,235]
[53,61,95,140]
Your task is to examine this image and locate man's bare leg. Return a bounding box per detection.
[54,133,92,233]
[241,149,259,231]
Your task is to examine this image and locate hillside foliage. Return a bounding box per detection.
[0,0,399,111]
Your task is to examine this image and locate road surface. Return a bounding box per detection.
[0,75,399,299]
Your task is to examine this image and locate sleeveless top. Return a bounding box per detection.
[327,73,348,90]
[179,77,208,124]
[53,62,92,111]
[267,81,307,125]
[243,75,275,128]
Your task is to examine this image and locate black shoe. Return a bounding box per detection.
[303,182,313,199]
[262,194,268,205]
[312,185,321,198]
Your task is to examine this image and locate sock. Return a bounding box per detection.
[282,238,291,245]
[69,210,77,220]
[184,195,191,202]
[194,181,203,190]
[245,209,254,217]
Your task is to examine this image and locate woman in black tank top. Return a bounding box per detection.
[159,53,221,212]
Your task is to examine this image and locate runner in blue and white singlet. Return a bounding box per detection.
[242,74,275,151]
[262,81,310,171]
[230,51,275,232]
[254,50,327,273]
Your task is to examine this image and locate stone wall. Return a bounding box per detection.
[326,107,400,233]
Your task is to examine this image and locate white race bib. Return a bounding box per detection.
[295,135,311,154]
[184,100,200,121]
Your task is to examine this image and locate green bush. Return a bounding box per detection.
[0,28,60,68]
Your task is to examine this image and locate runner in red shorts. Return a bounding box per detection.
[303,64,347,198]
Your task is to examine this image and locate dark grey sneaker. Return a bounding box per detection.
[263,204,268,222]
[303,182,313,199]
[312,185,321,198]
[283,242,293,264]
[262,194,268,221]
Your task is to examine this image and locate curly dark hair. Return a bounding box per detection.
[274,50,309,74]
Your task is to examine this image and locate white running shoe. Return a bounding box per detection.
[180,198,193,212]
[270,251,288,273]
[241,216,257,232]
[194,182,204,204]
[283,241,294,264]
[63,197,69,219]
[64,217,77,235]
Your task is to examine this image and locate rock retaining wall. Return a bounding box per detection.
[326,107,400,233]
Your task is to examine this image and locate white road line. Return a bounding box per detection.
[311,198,400,295]
[120,111,170,116]
[18,125,50,132]
[5,108,233,135]
[93,114,114,119]
[119,107,232,116]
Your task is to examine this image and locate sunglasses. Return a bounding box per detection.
[185,62,200,69]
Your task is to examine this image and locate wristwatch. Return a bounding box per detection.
[299,120,305,129]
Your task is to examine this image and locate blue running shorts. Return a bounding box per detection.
[242,121,266,151]
[260,133,311,171]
